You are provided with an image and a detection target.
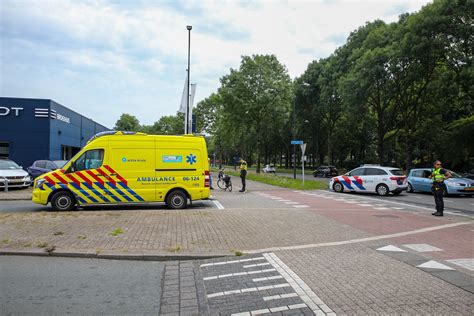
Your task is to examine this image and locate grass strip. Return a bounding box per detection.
[222,169,327,190]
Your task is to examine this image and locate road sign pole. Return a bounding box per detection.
[300,143,307,188]
[291,140,303,180]
[293,144,296,179]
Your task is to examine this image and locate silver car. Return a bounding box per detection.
[0,159,32,189]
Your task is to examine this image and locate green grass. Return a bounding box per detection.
[224,169,327,190]
[110,228,124,236]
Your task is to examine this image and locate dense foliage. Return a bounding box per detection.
[114,0,473,172]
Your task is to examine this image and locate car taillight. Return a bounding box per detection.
[204,170,210,188]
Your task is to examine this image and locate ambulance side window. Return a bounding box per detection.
[74,149,104,171]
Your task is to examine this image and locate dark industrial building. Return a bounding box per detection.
[0,97,109,169]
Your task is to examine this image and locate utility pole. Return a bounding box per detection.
[186,25,192,134]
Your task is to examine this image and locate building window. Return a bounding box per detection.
[61,145,81,160]
[0,142,9,159]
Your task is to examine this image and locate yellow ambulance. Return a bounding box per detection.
[32,131,211,211]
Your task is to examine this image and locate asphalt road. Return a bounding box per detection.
[0,256,165,314]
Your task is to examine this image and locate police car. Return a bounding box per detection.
[329,165,407,196]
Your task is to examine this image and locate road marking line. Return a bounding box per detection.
[278,199,292,202]
[212,200,225,209]
[243,262,271,268]
[316,190,473,218]
[446,258,474,271]
[264,253,331,314]
[200,256,265,267]
[247,222,471,253]
[417,260,455,270]
[203,269,277,280]
[253,275,284,282]
[284,201,299,204]
[358,204,373,206]
[403,244,443,252]
[373,207,389,210]
[293,205,309,208]
[207,283,290,298]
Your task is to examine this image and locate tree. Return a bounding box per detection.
[217,55,293,172]
[114,114,140,131]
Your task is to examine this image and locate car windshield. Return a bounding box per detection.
[389,169,405,176]
[0,160,21,170]
[54,160,68,168]
[448,170,462,178]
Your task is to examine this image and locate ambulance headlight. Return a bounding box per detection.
[35,179,45,189]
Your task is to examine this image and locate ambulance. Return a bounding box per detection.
[32,131,211,211]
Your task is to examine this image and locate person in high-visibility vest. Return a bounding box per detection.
[428,160,451,216]
[239,158,248,192]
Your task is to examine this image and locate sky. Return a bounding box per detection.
[0,0,432,128]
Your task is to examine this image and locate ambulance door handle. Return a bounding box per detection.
[109,173,117,176]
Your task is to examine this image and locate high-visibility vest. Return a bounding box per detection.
[240,160,247,171]
[432,168,445,183]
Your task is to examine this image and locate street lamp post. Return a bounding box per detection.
[186,25,192,134]
[293,97,296,179]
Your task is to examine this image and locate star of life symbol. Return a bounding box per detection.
[186,154,197,165]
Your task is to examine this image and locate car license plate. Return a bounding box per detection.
[465,187,474,191]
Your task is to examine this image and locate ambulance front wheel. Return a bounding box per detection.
[166,190,188,209]
[333,182,344,193]
[51,191,76,212]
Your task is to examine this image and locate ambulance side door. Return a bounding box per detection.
[107,139,155,203]
[66,148,108,204]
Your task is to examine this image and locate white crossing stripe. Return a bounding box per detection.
[373,207,389,210]
[284,201,299,205]
[377,245,406,252]
[263,292,298,301]
[252,275,284,282]
[264,253,334,314]
[358,204,372,206]
[293,205,309,208]
[243,262,271,268]
[200,256,265,267]
[417,260,454,270]
[207,283,290,298]
[212,200,225,209]
[231,303,307,315]
[203,268,276,280]
[403,244,443,252]
[446,258,474,271]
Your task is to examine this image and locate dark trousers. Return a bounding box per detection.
[240,170,247,191]
[433,184,444,213]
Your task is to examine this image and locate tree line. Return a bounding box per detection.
[115,0,473,172]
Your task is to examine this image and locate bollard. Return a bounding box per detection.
[1,176,8,192]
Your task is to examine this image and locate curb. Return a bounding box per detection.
[0,249,230,261]
[0,198,31,201]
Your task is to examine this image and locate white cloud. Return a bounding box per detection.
[0,0,431,127]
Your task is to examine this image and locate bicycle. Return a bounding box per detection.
[217,169,232,191]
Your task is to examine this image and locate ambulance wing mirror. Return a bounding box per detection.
[70,161,76,172]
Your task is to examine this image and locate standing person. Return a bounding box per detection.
[429,160,451,216]
[239,158,247,192]
[208,158,214,190]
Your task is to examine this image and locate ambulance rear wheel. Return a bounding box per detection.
[333,182,344,193]
[51,191,76,212]
[166,190,188,209]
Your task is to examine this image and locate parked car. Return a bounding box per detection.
[329,165,407,196]
[0,159,32,189]
[313,165,338,178]
[27,160,68,179]
[263,164,276,173]
[407,168,474,196]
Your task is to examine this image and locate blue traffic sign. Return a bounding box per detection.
[291,140,303,145]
